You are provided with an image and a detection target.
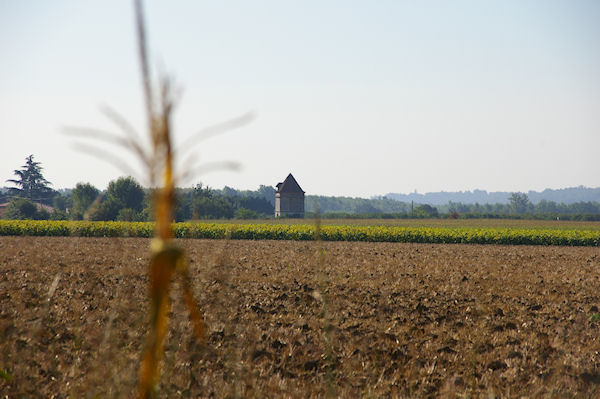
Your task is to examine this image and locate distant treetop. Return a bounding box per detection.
[6,155,53,202]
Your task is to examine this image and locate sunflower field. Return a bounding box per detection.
[1,220,599,246]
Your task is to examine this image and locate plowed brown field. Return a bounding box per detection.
[1,236,600,398]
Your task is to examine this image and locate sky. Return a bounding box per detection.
[1,1,599,198]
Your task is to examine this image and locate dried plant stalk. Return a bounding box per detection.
[134,1,205,397]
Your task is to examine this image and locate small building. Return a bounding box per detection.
[275,173,305,218]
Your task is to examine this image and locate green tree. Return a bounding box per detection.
[187,184,233,219]
[106,177,145,211]
[71,183,101,220]
[6,155,53,203]
[231,196,273,216]
[257,185,276,206]
[95,177,145,221]
[413,204,439,218]
[117,207,145,222]
[3,198,49,220]
[50,209,69,220]
[53,194,69,212]
[234,207,258,219]
[353,201,380,214]
[535,200,558,214]
[509,192,530,214]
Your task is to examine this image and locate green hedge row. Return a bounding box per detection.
[0,220,599,246]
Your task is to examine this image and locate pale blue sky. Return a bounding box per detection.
[1,1,599,197]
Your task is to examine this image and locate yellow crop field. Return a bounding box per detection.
[1,220,599,246]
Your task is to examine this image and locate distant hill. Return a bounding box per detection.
[383,186,600,205]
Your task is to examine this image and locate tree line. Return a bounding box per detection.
[307,193,600,220]
[3,155,600,221]
[2,178,275,221]
[385,186,600,205]
[1,155,274,221]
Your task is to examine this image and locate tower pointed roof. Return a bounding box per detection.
[276,173,304,194]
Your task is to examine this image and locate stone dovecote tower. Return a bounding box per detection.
[275,173,305,218]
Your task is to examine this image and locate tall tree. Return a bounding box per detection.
[105,176,145,212]
[6,155,53,202]
[257,184,276,206]
[509,192,530,214]
[71,182,101,220]
[93,176,146,221]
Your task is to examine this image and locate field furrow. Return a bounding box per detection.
[1,237,599,397]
